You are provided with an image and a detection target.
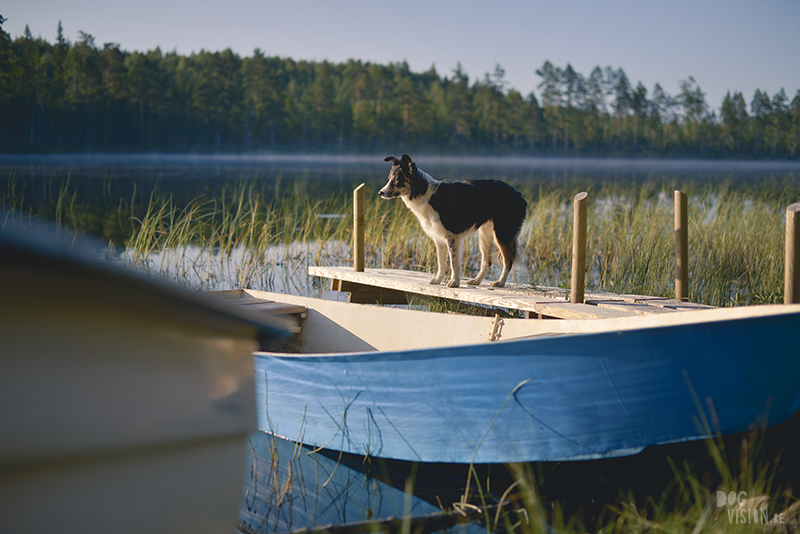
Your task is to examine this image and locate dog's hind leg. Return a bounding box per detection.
[446,236,461,288]
[491,238,517,288]
[466,222,494,285]
[429,239,447,285]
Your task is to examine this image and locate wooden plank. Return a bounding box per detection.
[532,302,638,320]
[311,265,566,311]
[588,300,676,315]
[634,298,713,310]
[310,266,638,319]
[311,266,563,300]
[308,266,716,320]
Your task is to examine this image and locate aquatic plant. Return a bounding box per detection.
[3,174,797,305]
[115,179,796,306]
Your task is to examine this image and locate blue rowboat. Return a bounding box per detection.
[248,291,800,464]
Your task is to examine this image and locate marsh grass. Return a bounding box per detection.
[2,174,797,304]
[110,179,797,306]
[488,421,791,534]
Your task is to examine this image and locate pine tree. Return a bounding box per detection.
[678,76,707,149]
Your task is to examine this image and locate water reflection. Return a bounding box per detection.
[239,431,476,533]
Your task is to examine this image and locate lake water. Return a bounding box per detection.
[3,153,799,210]
[3,153,799,298]
[239,432,482,533]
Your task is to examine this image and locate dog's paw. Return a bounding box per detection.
[490,280,505,288]
[429,277,442,285]
[447,279,460,288]
[465,278,481,286]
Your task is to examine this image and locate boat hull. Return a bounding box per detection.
[1,222,284,533]
[255,310,800,464]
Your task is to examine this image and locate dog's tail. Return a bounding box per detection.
[494,190,528,267]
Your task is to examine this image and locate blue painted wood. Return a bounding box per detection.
[255,312,800,464]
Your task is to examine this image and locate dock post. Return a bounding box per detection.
[674,190,689,302]
[570,192,588,304]
[785,203,800,304]
[353,183,365,272]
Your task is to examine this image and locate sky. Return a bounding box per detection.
[4,0,800,110]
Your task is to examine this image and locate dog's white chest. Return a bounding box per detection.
[403,197,447,239]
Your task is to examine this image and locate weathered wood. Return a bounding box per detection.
[674,190,689,302]
[587,300,676,315]
[353,183,365,272]
[534,302,637,319]
[309,266,719,320]
[309,266,667,320]
[785,203,800,304]
[334,280,409,304]
[570,192,588,304]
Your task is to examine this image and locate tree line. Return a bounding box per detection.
[2,17,799,158]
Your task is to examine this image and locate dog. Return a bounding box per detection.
[379,154,527,288]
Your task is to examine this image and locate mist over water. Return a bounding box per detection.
[3,153,798,209]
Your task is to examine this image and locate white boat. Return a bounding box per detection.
[0,222,286,534]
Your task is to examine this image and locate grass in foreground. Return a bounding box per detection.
[494,426,795,534]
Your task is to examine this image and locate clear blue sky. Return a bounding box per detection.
[4,0,799,110]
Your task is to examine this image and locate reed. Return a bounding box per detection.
[4,174,797,305]
[115,179,800,304]
[493,424,790,534]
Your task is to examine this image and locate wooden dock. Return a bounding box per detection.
[209,289,307,333]
[309,266,712,320]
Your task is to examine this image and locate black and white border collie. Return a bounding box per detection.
[379,154,527,288]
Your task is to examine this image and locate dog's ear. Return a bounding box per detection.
[399,154,417,178]
[384,156,400,166]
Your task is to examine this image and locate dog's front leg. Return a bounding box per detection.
[446,236,461,288]
[429,240,447,285]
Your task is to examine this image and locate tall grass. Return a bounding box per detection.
[493,423,792,534]
[118,183,354,291]
[117,179,797,306]
[3,175,796,305]
[516,181,793,306]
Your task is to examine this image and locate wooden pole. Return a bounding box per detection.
[353,184,365,272]
[785,203,800,304]
[674,190,688,302]
[570,192,588,304]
